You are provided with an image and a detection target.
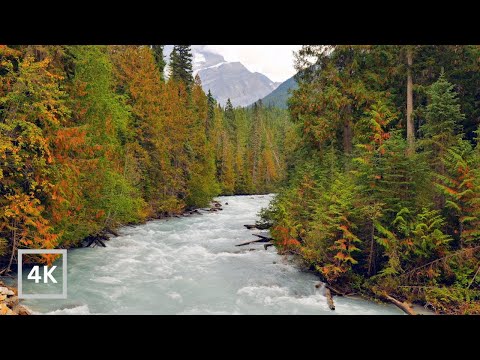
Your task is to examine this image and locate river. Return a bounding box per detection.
[22,194,402,315]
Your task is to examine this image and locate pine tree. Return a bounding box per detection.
[224,98,236,135]
[206,90,216,138]
[421,73,465,209]
[152,45,166,80]
[169,45,193,87]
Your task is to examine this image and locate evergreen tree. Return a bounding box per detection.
[421,72,465,162]
[151,45,166,80]
[169,45,193,86]
[224,98,236,135]
[206,90,216,138]
[421,73,465,209]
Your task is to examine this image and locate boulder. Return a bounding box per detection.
[0,286,16,296]
[14,305,32,315]
[0,303,15,315]
[5,295,19,309]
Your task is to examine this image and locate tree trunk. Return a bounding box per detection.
[325,288,335,310]
[6,220,18,273]
[406,48,414,155]
[368,221,376,276]
[385,294,417,315]
[459,219,463,249]
[343,119,353,154]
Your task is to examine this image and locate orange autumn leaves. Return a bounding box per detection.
[0,47,68,270]
[1,45,291,274]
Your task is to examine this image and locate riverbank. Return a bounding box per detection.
[13,195,403,315]
[270,244,478,315]
[0,282,31,315]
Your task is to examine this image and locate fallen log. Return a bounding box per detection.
[325,284,346,296]
[96,238,107,247]
[325,288,335,311]
[84,233,108,248]
[236,237,271,246]
[244,223,271,230]
[264,243,274,250]
[85,237,96,248]
[385,294,417,315]
[252,234,273,241]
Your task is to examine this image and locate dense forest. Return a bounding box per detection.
[2,44,479,314]
[262,45,480,314]
[0,45,290,274]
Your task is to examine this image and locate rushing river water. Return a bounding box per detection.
[22,195,402,315]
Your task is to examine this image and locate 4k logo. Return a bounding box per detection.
[18,249,67,299]
[27,265,58,284]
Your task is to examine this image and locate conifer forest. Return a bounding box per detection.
[1,45,479,314]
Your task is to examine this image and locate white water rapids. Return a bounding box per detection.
[22,195,402,315]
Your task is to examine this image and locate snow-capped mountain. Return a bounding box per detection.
[164,45,280,107]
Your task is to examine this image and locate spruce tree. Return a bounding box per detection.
[151,45,166,80]
[421,73,465,208]
[421,72,464,159]
[206,90,216,138]
[169,45,193,86]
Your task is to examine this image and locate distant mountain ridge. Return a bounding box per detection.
[164,45,280,107]
[253,75,298,109]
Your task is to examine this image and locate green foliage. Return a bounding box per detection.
[0,45,293,274]
[151,45,166,80]
[258,75,297,109]
[424,287,480,314]
[169,45,193,86]
[267,45,480,313]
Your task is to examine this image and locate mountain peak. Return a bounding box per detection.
[164,46,280,107]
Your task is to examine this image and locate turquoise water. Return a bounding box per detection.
[23,195,402,315]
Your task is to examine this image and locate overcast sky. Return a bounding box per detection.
[203,45,302,83]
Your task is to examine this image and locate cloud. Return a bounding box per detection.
[203,45,302,82]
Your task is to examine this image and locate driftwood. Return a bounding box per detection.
[385,294,417,315]
[236,237,271,246]
[263,243,274,250]
[325,284,347,296]
[253,234,273,241]
[244,223,271,230]
[325,288,335,310]
[314,281,348,297]
[84,233,108,248]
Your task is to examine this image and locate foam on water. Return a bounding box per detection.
[23,195,403,315]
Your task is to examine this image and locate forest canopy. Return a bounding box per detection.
[0,45,290,273]
[262,45,480,314]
